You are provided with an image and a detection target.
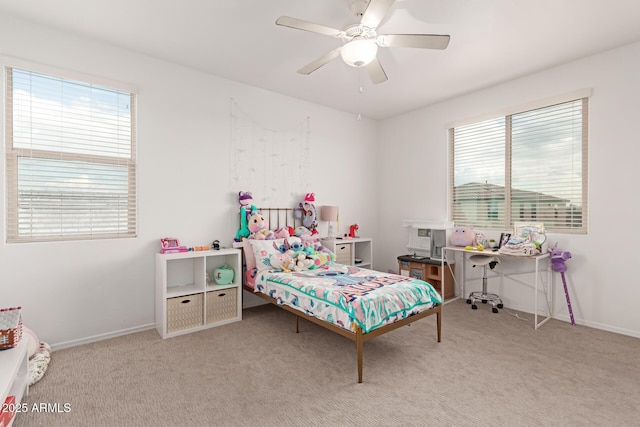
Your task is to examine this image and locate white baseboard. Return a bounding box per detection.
[51,323,156,351]
[552,313,640,339]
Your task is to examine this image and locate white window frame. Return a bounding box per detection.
[448,91,589,234]
[4,60,137,242]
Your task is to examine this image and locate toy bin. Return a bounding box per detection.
[166,294,203,333]
[334,244,352,265]
[206,289,238,324]
[0,307,23,349]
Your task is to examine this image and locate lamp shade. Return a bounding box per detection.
[320,206,339,222]
[340,38,378,67]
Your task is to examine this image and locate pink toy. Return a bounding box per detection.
[160,238,189,253]
[248,212,275,240]
[549,243,575,325]
[450,226,476,247]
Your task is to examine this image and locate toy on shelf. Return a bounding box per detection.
[213,265,235,285]
[550,243,575,326]
[160,238,189,254]
[346,224,359,238]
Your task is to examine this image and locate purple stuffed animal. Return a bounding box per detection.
[550,246,572,272]
[549,244,575,325]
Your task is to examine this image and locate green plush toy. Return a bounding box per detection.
[234,191,257,242]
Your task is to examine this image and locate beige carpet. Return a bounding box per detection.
[14,299,640,427]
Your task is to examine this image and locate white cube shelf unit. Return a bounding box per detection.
[155,248,242,339]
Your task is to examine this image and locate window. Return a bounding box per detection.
[449,97,588,233]
[5,66,136,242]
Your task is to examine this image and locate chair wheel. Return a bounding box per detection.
[466,299,472,304]
[471,304,478,310]
[482,299,488,304]
[497,303,504,309]
[492,307,499,313]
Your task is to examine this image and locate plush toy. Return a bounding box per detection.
[287,236,305,252]
[234,191,257,242]
[248,212,275,240]
[273,227,293,239]
[273,250,296,272]
[549,243,575,325]
[272,239,289,254]
[294,226,312,238]
[293,252,314,271]
[347,224,359,238]
[550,245,571,272]
[295,193,318,235]
[450,226,476,247]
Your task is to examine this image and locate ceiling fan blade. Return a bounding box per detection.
[365,57,388,84]
[276,16,343,37]
[361,0,396,28]
[377,34,451,50]
[297,47,343,75]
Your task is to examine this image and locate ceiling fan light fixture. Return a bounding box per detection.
[340,38,378,67]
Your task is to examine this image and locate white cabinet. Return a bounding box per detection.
[0,339,28,427]
[155,248,242,339]
[321,237,373,269]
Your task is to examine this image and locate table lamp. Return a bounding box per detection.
[320,206,339,238]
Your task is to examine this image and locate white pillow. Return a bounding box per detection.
[250,239,285,271]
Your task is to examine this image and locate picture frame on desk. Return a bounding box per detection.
[498,233,511,248]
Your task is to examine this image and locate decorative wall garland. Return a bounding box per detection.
[229,98,311,206]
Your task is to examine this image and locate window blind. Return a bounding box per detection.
[5,67,137,242]
[449,98,588,233]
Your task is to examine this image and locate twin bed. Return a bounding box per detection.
[240,208,443,383]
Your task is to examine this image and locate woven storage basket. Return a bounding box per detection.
[206,289,237,324]
[166,294,203,333]
[0,306,23,349]
[334,244,352,265]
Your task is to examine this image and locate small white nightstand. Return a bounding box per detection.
[321,237,373,269]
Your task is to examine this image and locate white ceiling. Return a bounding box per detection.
[2,0,640,120]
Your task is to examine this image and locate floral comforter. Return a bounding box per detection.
[253,264,442,333]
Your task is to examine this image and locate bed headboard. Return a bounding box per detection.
[256,207,303,231]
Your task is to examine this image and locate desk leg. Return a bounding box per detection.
[461,252,466,300]
[535,258,539,329]
[534,256,553,330]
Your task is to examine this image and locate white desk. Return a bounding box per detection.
[442,246,552,329]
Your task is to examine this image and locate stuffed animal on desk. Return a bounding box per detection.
[450,226,476,247]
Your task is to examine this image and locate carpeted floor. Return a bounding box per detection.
[13,299,640,426]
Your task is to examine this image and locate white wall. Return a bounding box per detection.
[2,12,638,346]
[377,41,640,338]
[0,13,380,348]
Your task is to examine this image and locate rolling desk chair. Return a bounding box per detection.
[467,254,504,313]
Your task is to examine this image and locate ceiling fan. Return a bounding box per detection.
[275,0,450,84]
